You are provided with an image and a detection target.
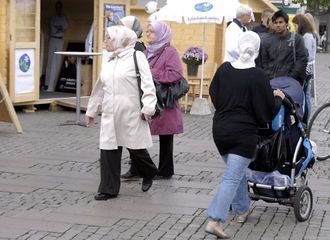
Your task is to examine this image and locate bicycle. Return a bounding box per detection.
[307,102,330,160]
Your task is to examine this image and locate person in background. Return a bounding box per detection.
[120,16,146,51]
[85,23,93,53]
[252,8,274,66]
[224,4,255,63]
[120,15,148,180]
[259,10,308,86]
[292,14,317,124]
[304,13,321,45]
[206,31,284,239]
[145,21,183,179]
[252,8,274,34]
[44,0,68,92]
[86,26,158,200]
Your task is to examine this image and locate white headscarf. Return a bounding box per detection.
[232,31,260,69]
[106,25,137,57]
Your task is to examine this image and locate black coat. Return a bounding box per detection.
[209,62,281,159]
[259,31,308,85]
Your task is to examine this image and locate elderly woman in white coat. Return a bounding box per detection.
[86,25,158,200]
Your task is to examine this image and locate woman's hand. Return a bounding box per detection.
[142,113,152,121]
[273,89,285,100]
[86,116,95,127]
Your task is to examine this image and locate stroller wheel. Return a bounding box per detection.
[293,185,313,222]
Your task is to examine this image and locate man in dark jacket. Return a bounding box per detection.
[259,10,308,85]
[252,8,274,34]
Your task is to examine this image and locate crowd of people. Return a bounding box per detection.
[85,4,319,239]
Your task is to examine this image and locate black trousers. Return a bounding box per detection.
[158,135,174,177]
[128,135,174,177]
[98,148,158,195]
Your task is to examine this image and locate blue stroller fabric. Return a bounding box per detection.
[270,77,305,119]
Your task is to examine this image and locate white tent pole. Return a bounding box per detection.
[199,23,205,99]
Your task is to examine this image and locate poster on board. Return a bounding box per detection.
[15,49,35,94]
[104,4,125,29]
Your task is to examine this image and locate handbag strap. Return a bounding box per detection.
[133,51,143,109]
[149,47,166,69]
[290,32,296,64]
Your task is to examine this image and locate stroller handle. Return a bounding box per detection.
[282,96,307,136]
[282,97,294,111]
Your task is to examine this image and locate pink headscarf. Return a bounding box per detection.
[146,21,172,58]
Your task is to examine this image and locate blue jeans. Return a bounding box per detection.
[305,79,313,122]
[208,153,251,223]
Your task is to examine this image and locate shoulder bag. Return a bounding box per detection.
[150,48,189,108]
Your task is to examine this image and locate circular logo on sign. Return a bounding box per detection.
[194,2,213,12]
[19,53,31,72]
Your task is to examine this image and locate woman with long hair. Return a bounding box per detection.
[292,14,317,124]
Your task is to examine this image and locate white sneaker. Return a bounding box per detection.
[237,209,250,223]
[205,221,230,239]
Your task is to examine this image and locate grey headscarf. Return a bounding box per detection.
[120,16,143,38]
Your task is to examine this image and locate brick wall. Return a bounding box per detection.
[0,0,8,86]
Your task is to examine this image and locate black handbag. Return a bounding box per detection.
[150,47,189,109]
[155,78,189,108]
[133,51,164,119]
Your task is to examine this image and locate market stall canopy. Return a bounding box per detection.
[150,0,240,24]
[150,0,241,115]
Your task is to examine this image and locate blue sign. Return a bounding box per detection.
[18,53,31,73]
[194,2,213,12]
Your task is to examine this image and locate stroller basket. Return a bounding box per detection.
[247,169,291,200]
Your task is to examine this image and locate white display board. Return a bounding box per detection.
[15,49,35,94]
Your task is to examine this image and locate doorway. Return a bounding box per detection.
[40,0,94,99]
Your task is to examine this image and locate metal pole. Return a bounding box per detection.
[199,23,205,99]
[75,57,82,124]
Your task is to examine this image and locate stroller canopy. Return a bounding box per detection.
[270,77,304,119]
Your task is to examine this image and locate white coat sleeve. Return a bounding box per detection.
[224,25,241,62]
[136,51,157,115]
[86,76,104,118]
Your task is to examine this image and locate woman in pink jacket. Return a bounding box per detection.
[121,21,184,180]
[123,21,183,179]
[146,21,184,179]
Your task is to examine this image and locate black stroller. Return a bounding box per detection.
[247,77,316,222]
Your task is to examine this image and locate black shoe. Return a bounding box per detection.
[153,175,173,180]
[94,193,117,201]
[121,170,140,179]
[142,178,153,192]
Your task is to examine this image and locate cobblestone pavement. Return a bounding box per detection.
[0,53,329,240]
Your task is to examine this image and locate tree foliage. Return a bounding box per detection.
[294,0,330,14]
